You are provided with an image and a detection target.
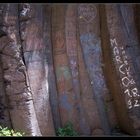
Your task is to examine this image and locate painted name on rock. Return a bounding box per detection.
[110,38,140,109]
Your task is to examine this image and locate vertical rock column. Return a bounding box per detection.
[65,4,91,135]
[19,4,55,135]
[0,4,41,136]
[105,4,140,134]
[43,5,61,131]
[119,5,140,134]
[0,37,12,128]
[77,4,113,135]
[51,5,81,131]
[77,27,104,135]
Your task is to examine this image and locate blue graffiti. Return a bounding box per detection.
[80,33,105,93]
[59,94,72,111]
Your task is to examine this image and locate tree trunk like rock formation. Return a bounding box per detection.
[0,3,140,136]
[0,4,41,136]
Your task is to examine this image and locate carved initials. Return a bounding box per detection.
[132,88,140,97]
[128,99,132,109]
[124,89,132,97]
[122,77,135,87]
[111,38,140,109]
[113,47,119,55]
[134,100,140,107]
[115,56,123,64]
[119,64,125,74]
[110,38,118,46]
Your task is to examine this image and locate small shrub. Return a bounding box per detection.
[0,125,24,136]
[56,122,79,136]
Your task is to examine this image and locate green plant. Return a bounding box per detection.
[0,125,24,136]
[56,122,79,136]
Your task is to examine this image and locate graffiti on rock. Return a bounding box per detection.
[56,66,71,82]
[54,30,65,55]
[20,3,30,16]
[59,94,72,111]
[80,33,105,91]
[65,8,79,79]
[110,38,140,109]
[78,4,97,23]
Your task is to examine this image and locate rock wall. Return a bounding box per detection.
[0,3,140,136]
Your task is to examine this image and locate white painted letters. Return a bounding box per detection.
[110,38,140,109]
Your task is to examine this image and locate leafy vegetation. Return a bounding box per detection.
[56,122,79,136]
[0,125,24,136]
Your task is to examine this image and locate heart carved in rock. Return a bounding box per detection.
[78,4,97,23]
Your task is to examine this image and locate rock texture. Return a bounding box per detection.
[0,3,140,136]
